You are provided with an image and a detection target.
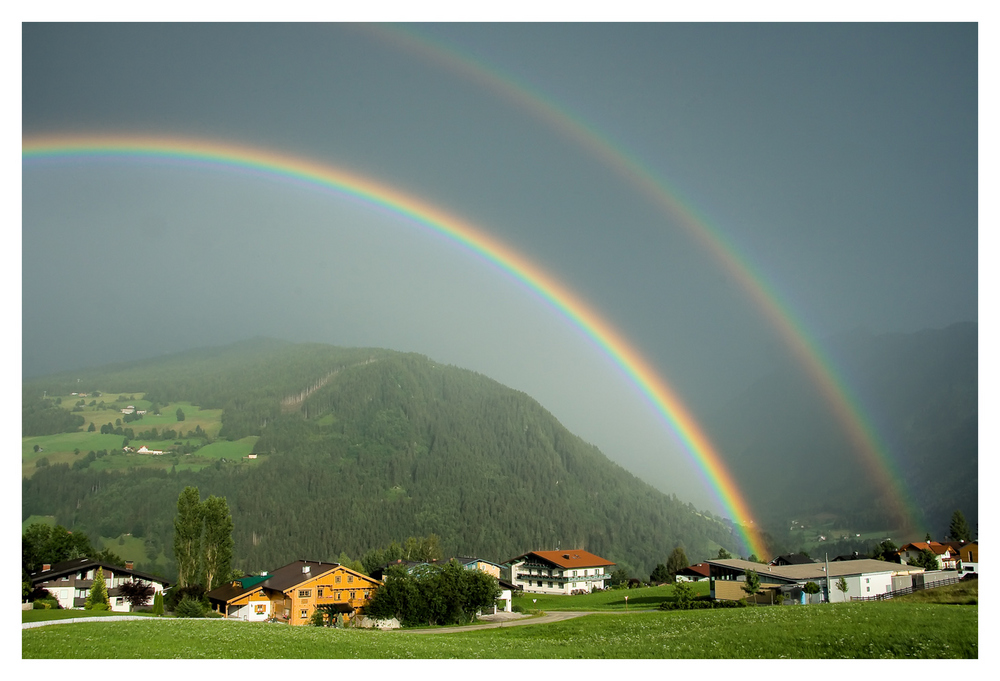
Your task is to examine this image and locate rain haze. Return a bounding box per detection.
[21,21,978,516]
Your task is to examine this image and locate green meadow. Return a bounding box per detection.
[514,583,705,611]
[22,393,255,478]
[22,601,976,658]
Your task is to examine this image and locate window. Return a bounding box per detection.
[548,582,553,588]
[866,587,870,593]
[317,587,324,598]
[348,575,354,583]
[298,589,311,599]
[364,591,370,599]
[255,604,266,614]
[300,609,308,619]
[572,570,577,577]
[350,591,356,600]
[335,575,342,584]
[865,578,870,584]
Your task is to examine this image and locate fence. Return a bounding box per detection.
[850,575,960,602]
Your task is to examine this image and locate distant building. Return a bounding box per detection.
[30,558,170,611]
[507,549,615,594]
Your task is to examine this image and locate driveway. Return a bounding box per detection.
[396,611,595,635]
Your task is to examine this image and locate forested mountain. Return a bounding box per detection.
[707,322,977,539]
[23,341,741,581]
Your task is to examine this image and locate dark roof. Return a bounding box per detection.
[253,560,341,592]
[30,557,170,587]
[206,581,264,605]
[507,550,615,569]
[770,554,816,566]
[676,562,711,577]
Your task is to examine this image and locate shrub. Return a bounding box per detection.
[175,596,207,618]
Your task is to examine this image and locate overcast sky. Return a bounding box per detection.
[21,22,978,513]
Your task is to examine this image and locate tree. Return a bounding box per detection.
[650,563,670,584]
[716,548,733,560]
[607,568,630,588]
[88,422,96,432]
[741,569,761,603]
[85,567,109,609]
[803,581,821,595]
[201,495,234,591]
[665,546,689,580]
[176,407,186,422]
[118,579,154,609]
[836,577,849,598]
[870,539,899,562]
[173,487,204,588]
[672,579,694,609]
[949,510,972,542]
[908,548,940,570]
[151,591,164,616]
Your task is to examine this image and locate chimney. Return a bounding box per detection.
[302,565,311,574]
[125,561,134,570]
[42,563,51,572]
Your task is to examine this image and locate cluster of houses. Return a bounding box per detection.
[674,541,979,604]
[28,539,979,620]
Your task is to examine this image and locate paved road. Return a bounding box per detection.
[396,611,597,635]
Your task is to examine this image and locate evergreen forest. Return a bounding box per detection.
[23,340,741,582]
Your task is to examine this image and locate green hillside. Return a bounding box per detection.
[22,340,742,582]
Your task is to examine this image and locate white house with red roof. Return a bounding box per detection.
[897,542,959,570]
[507,549,615,594]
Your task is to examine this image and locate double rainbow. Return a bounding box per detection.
[368,25,921,531]
[23,133,768,558]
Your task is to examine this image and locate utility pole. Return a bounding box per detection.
[825,553,831,603]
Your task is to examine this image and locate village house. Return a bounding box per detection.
[507,549,615,594]
[674,562,711,583]
[206,559,381,625]
[705,557,926,604]
[897,542,959,570]
[941,541,979,575]
[30,558,170,611]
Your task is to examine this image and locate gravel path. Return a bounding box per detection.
[396,611,594,635]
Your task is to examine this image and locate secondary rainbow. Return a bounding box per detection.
[23,133,769,558]
[369,24,922,531]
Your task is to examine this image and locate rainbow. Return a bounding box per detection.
[367,24,922,531]
[23,133,770,558]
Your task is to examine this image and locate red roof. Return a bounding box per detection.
[677,562,711,577]
[512,549,615,569]
[899,542,952,556]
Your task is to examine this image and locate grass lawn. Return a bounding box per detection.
[21,601,976,658]
[22,609,160,623]
[514,583,708,611]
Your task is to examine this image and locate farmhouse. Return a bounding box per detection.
[206,559,381,625]
[30,558,170,611]
[507,549,614,594]
[706,557,926,604]
[941,541,979,575]
[674,562,711,582]
[897,542,959,569]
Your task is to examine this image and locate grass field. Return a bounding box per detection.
[23,396,229,478]
[22,609,160,623]
[21,600,976,658]
[514,583,708,611]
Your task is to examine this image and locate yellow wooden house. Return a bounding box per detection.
[207,559,382,625]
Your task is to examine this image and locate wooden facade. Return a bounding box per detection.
[208,560,382,625]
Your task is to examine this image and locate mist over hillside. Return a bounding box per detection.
[707,322,977,539]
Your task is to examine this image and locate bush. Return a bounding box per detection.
[175,596,207,618]
[87,603,109,611]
